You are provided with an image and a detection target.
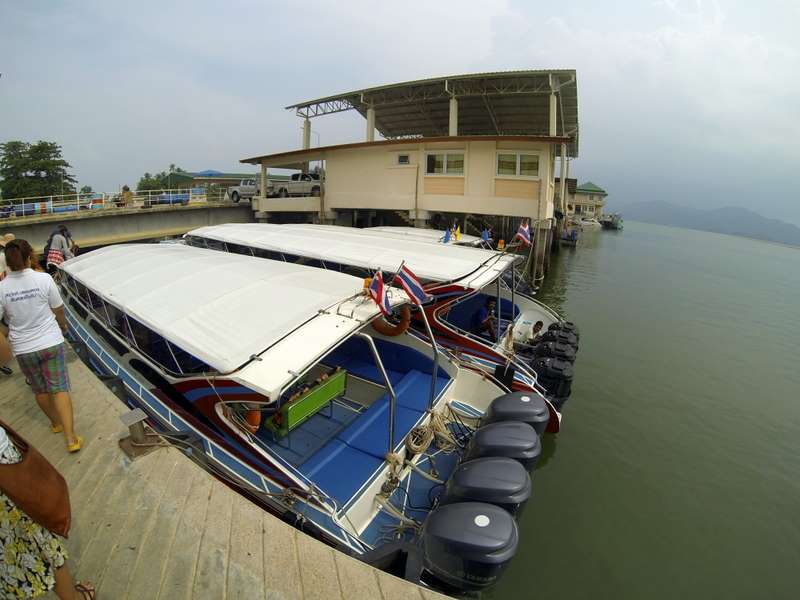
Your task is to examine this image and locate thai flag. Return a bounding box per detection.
[368,271,392,315]
[396,264,427,306]
[515,221,532,246]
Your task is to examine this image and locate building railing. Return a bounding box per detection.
[0,186,241,220]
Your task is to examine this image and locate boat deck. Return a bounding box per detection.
[0,347,449,599]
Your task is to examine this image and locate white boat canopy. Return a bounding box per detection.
[62,244,406,399]
[187,223,519,289]
[366,226,485,247]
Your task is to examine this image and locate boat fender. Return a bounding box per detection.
[371,304,411,337]
[245,406,262,432]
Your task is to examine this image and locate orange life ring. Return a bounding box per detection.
[245,409,261,432]
[371,305,411,337]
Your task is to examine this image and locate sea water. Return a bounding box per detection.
[493,221,800,599]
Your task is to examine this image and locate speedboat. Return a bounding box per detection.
[185,223,579,415]
[600,214,624,230]
[560,228,579,247]
[60,243,545,593]
[578,216,602,229]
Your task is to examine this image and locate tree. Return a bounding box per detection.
[80,185,92,194]
[136,165,188,191]
[0,140,77,198]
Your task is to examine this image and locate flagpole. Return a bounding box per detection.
[390,260,405,285]
[418,302,439,411]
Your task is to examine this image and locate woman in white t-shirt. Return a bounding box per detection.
[0,239,82,453]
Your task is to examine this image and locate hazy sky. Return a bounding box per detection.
[2,1,798,222]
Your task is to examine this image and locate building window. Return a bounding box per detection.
[397,154,410,165]
[497,154,516,175]
[426,153,464,175]
[496,152,540,178]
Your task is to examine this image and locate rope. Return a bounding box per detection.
[404,408,460,456]
[405,425,434,454]
[374,495,421,528]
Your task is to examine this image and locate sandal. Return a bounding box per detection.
[67,436,83,453]
[75,581,96,599]
[51,423,63,434]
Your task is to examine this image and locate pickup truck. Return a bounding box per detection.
[228,178,271,203]
[272,173,321,198]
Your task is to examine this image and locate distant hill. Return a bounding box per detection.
[612,201,800,247]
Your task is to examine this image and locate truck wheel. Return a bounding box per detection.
[311,186,320,197]
[279,189,288,198]
[231,191,240,203]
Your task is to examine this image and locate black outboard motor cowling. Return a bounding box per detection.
[539,329,579,350]
[548,320,580,340]
[422,502,519,591]
[440,457,531,516]
[532,340,577,363]
[531,356,574,399]
[481,391,550,437]
[465,421,541,470]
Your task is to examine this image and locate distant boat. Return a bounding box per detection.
[560,228,579,247]
[577,216,602,229]
[600,214,624,230]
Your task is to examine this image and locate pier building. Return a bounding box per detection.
[242,70,579,280]
[568,181,608,218]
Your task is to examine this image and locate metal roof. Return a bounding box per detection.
[286,70,579,157]
[240,134,569,167]
[61,244,397,387]
[187,223,519,288]
[366,226,486,247]
[576,181,607,195]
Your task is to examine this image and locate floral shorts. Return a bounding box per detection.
[16,343,71,394]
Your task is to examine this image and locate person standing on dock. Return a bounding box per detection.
[45,225,76,277]
[0,239,82,453]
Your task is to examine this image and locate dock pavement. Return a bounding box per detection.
[1,346,449,600]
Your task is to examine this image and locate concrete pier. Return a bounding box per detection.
[1,347,448,600]
[0,201,254,251]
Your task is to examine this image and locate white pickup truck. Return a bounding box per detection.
[273,173,321,197]
[228,178,271,203]
[228,173,321,202]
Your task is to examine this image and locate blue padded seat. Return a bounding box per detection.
[301,440,384,506]
[391,370,450,413]
[338,402,423,459]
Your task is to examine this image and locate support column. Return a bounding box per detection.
[549,92,558,136]
[257,161,269,220]
[366,107,375,142]
[448,97,458,136]
[302,118,311,149]
[558,143,567,237]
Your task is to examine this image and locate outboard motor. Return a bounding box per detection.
[539,329,579,350]
[422,502,519,591]
[481,391,550,437]
[440,457,531,517]
[465,421,541,470]
[532,340,577,363]
[548,320,580,340]
[530,356,574,400]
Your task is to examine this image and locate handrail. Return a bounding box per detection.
[0,186,237,220]
[355,332,397,455]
